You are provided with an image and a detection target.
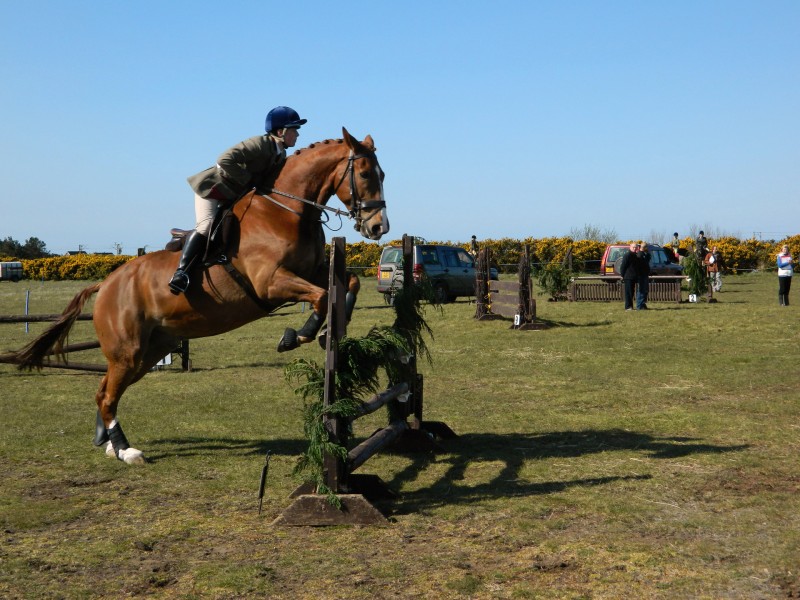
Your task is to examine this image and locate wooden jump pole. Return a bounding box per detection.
[322,236,348,493]
[0,314,94,323]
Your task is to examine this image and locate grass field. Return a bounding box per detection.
[1,272,798,599]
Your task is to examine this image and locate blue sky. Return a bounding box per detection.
[1,1,798,254]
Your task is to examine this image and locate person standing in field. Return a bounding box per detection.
[618,242,641,311]
[636,242,651,309]
[704,245,723,292]
[777,245,793,306]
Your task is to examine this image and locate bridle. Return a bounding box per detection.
[265,150,386,231]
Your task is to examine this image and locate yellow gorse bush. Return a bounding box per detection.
[21,255,134,280]
[9,235,800,281]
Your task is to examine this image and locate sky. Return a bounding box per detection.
[1,1,798,255]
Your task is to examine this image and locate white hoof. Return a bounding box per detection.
[119,448,146,465]
[103,442,145,464]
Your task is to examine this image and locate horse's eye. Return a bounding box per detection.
[359,172,370,180]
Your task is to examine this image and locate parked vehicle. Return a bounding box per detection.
[0,261,23,282]
[600,244,683,281]
[377,244,497,303]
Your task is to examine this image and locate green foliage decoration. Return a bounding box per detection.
[536,262,572,300]
[682,252,708,297]
[284,260,434,506]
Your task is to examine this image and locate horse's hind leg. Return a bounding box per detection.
[344,271,360,323]
[95,362,145,465]
[94,333,179,465]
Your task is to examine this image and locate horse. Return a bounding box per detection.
[1,127,388,464]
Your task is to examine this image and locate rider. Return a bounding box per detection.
[168,106,307,294]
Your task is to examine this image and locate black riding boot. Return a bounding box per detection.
[168,231,207,295]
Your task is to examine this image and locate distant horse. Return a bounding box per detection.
[1,128,388,464]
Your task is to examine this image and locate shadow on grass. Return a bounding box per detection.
[143,428,748,516]
[383,429,749,514]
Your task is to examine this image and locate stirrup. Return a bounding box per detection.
[168,270,190,295]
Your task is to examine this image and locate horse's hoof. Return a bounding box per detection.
[119,448,146,465]
[318,326,328,349]
[277,328,299,353]
[104,441,145,464]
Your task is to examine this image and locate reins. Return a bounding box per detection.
[264,150,386,229]
[218,144,386,313]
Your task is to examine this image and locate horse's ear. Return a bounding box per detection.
[342,127,376,152]
[342,127,357,148]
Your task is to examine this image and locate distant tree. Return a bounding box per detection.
[0,236,51,258]
[0,236,23,257]
[21,237,50,258]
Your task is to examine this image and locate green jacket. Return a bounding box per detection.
[187,135,286,202]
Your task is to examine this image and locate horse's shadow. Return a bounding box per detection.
[146,428,748,515]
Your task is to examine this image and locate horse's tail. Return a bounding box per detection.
[0,282,102,370]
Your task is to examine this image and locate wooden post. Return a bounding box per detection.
[474,248,491,319]
[323,237,348,493]
[400,234,417,422]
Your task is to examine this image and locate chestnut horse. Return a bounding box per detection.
[2,128,388,464]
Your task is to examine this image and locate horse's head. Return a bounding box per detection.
[335,127,389,241]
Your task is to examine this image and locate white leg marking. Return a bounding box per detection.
[119,447,145,465]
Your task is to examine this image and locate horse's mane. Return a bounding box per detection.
[290,138,346,158]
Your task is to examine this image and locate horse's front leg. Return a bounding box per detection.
[272,268,329,353]
[313,271,360,351]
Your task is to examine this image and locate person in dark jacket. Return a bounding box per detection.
[168,106,307,295]
[618,242,641,310]
[636,242,651,309]
[695,230,709,262]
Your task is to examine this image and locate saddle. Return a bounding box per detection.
[165,206,239,264]
[165,206,271,310]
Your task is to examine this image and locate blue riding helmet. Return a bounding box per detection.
[265,106,307,132]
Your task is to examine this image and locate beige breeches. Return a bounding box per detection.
[194,194,219,236]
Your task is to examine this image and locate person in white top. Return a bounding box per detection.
[777,245,793,306]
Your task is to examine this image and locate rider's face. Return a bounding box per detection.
[283,127,300,148]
